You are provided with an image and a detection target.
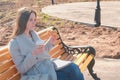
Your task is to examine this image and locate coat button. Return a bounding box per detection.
[36,57,38,60]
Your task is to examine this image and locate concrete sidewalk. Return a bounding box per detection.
[42,1,120,28]
[83,58,120,80]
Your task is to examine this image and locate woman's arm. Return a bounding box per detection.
[9,39,39,74]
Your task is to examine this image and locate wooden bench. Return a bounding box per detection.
[0,27,100,80]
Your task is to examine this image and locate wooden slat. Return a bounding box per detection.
[40,30,60,40]
[60,53,69,60]
[40,32,50,40]
[73,54,82,62]
[0,52,11,62]
[38,27,54,37]
[80,54,94,72]
[72,54,78,61]
[38,30,48,38]
[0,66,18,80]
[49,44,63,55]
[0,47,8,54]
[51,48,65,58]
[74,53,88,66]
[9,72,20,80]
[0,59,14,73]
[54,39,62,45]
[65,54,73,61]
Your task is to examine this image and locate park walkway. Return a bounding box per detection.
[42,1,120,28]
[83,58,120,80]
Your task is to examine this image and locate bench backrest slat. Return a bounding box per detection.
[59,53,69,60]
[0,59,14,73]
[9,72,20,80]
[0,51,11,62]
[0,47,8,54]
[51,48,65,58]
[49,44,63,55]
[0,66,18,80]
[65,54,73,60]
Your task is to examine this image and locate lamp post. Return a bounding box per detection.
[51,0,54,5]
[94,0,101,27]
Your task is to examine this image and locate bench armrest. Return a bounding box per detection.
[63,43,96,56]
[48,27,96,56]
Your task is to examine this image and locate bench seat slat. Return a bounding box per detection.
[74,53,88,66]
[73,54,82,62]
[80,54,94,72]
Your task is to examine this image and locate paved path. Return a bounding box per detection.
[83,58,120,80]
[42,1,120,28]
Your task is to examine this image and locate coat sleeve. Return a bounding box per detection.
[8,39,39,74]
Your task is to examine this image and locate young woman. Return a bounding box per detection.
[9,7,84,80]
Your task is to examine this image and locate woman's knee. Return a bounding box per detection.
[69,63,80,71]
[68,63,84,80]
[56,63,84,80]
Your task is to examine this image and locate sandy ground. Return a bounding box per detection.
[59,25,120,59]
[83,58,120,80]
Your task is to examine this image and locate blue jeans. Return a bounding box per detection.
[56,63,84,80]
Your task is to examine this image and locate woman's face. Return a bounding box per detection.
[26,12,36,31]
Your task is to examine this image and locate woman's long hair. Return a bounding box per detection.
[12,7,37,38]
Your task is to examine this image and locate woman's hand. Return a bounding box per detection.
[32,45,45,56]
[51,35,57,44]
[48,30,57,44]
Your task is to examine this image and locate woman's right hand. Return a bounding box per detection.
[47,30,57,45]
[32,45,45,56]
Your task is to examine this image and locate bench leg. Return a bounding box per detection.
[87,58,100,80]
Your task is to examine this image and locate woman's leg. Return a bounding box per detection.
[56,63,84,80]
[56,69,69,80]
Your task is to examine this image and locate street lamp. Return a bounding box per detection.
[94,0,101,27]
[51,0,54,5]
